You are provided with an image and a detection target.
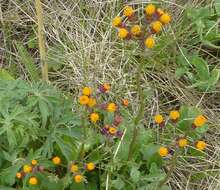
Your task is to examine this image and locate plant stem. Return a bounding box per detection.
[127,61,144,161]
[156,150,179,189]
[35,0,48,81]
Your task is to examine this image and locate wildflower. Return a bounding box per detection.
[118,28,129,39]
[196,140,206,151]
[122,99,129,107]
[156,8,164,16]
[23,165,32,173]
[74,175,84,183]
[82,87,92,96]
[99,83,111,93]
[145,4,156,16]
[169,110,180,121]
[159,13,171,24]
[70,164,78,173]
[86,162,95,171]
[16,172,22,179]
[112,16,122,27]
[178,138,188,148]
[90,112,99,123]
[123,6,134,17]
[109,127,117,135]
[29,176,38,185]
[107,103,117,112]
[193,115,207,127]
[88,98,96,107]
[151,21,162,33]
[31,159,37,166]
[158,147,168,157]
[79,95,89,105]
[145,36,155,49]
[154,114,164,124]
[52,156,61,165]
[131,25,141,36]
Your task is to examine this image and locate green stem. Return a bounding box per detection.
[78,113,87,160]
[127,61,144,161]
[156,150,179,189]
[35,0,48,81]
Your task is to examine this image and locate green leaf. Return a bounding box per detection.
[141,143,162,168]
[0,69,14,80]
[15,41,40,81]
[214,0,220,13]
[191,55,209,80]
[130,166,140,183]
[38,99,49,128]
[208,69,220,87]
[112,177,125,190]
[175,67,188,79]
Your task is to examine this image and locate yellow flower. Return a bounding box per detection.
[103,83,110,92]
[109,127,117,135]
[29,176,38,185]
[151,21,162,33]
[159,13,171,24]
[52,156,61,165]
[112,16,122,27]
[193,115,207,127]
[145,4,156,16]
[131,25,141,36]
[122,99,129,107]
[88,98,96,107]
[82,87,92,96]
[16,172,22,179]
[154,114,164,124]
[70,164,78,173]
[196,141,206,151]
[86,162,95,171]
[157,8,164,16]
[178,138,188,148]
[158,147,168,157]
[107,103,117,112]
[118,28,129,39]
[74,175,84,183]
[31,159,37,166]
[90,112,99,123]
[123,6,134,17]
[145,36,155,49]
[23,165,32,173]
[79,95,89,105]
[169,110,180,120]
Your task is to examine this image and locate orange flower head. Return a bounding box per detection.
[169,110,180,120]
[112,16,122,27]
[29,176,38,185]
[122,99,129,107]
[86,162,95,171]
[90,112,100,123]
[109,127,117,135]
[82,87,92,96]
[88,98,96,107]
[159,13,171,24]
[52,156,61,165]
[145,4,156,16]
[193,115,207,127]
[178,138,188,148]
[196,141,206,151]
[158,147,168,157]
[16,172,22,179]
[70,164,78,173]
[79,95,89,105]
[74,175,84,183]
[107,103,117,112]
[23,165,32,173]
[154,114,164,124]
[123,6,134,17]
[31,159,37,166]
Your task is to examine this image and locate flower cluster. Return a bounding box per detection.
[112,4,171,48]
[79,84,128,139]
[16,157,96,185]
[69,161,96,183]
[154,110,207,157]
[16,159,43,186]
